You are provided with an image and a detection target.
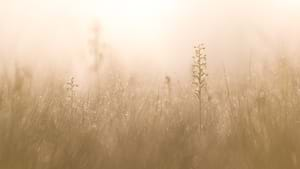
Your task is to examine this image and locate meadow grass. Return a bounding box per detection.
[0,54,299,169]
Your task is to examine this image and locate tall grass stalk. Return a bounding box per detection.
[192,44,208,131]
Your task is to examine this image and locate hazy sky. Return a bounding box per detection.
[0,0,300,76]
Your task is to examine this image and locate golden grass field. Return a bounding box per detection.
[0,48,299,169]
[1,1,300,168]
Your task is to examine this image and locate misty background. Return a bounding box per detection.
[0,0,300,78]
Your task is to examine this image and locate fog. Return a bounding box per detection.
[0,0,300,77]
[1,2,300,168]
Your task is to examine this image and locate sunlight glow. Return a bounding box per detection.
[81,0,178,43]
[273,0,300,12]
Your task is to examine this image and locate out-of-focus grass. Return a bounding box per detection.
[0,56,299,169]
